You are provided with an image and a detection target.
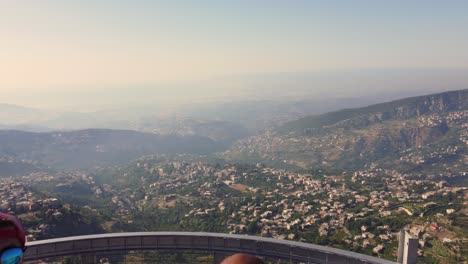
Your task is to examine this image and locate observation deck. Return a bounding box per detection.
[24,232,398,264]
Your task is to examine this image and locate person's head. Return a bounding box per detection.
[220,253,264,264]
[0,213,26,264]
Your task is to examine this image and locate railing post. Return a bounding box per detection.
[397,229,418,264]
[213,252,226,264]
[81,253,95,264]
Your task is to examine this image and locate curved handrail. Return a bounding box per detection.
[24,232,396,264]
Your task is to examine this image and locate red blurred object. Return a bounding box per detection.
[0,212,26,247]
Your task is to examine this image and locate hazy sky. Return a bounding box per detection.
[1,1,468,108]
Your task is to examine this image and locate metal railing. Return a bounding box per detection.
[24,232,397,264]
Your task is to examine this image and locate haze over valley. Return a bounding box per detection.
[1,2,467,263]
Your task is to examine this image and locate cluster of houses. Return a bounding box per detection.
[1,159,465,258]
[417,110,467,127]
[179,163,465,257]
[0,176,63,240]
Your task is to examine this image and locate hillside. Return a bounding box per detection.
[0,129,224,170]
[225,89,468,171]
[0,157,47,177]
[278,89,467,134]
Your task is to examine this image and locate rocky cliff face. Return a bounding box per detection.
[400,122,449,147]
[322,90,467,131]
[389,91,466,118]
[350,122,450,158]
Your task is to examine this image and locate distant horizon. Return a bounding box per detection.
[2,1,468,109]
[2,68,467,111]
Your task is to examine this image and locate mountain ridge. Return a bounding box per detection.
[278,89,467,134]
[0,128,225,170]
[226,89,467,170]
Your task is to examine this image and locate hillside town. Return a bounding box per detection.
[225,110,468,170]
[1,159,465,262]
